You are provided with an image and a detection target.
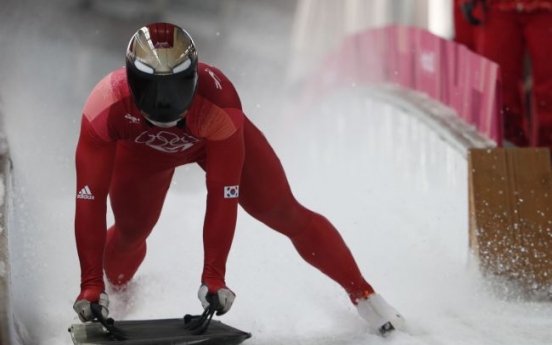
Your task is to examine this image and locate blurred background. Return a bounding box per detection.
[0,0,455,194]
[0,0,453,122]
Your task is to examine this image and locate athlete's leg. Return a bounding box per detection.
[524,11,552,147]
[104,143,175,287]
[238,118,373,303]
[476,9,527,146]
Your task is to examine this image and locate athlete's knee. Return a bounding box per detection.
[253,193,316,237]
[104,243,147,287]
[104,226,147,286]
[106,225,149,252]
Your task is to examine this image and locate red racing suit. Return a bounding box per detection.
[75,62,373,304]
[472,0,552,146]
[487,0,552,11]
[454,0,477,51]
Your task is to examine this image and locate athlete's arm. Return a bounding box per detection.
[75,117,116,295]
[192,64,246,292]
[74,72,121,298]
[200,108,245,292]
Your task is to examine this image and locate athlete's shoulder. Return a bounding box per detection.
[196,62,242,110]
[82,67,132,141]
[83,68,131,122]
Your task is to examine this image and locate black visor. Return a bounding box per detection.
[126,59,198,123]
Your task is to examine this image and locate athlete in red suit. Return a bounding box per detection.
[471,0,552,146]
[72,23,405,335]
[454,0,478,51]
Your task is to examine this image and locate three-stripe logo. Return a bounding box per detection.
[77,185,95,200]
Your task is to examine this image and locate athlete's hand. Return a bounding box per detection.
[198,284,235,316]
[73,287,110,322]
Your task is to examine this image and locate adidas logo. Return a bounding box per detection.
[77,185,95,200]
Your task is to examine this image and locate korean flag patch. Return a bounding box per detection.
[224,185,239,198]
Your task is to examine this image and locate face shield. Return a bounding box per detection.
[125,23,198,124]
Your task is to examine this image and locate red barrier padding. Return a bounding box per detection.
[304,25,502,146]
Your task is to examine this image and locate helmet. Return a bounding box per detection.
[125,22,198,126]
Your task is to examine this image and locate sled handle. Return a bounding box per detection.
[90,303,128,340]
[184,307,216,335]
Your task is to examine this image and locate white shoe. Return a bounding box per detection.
[356,293,406,336]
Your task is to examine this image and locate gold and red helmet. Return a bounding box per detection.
[125,22,198,125]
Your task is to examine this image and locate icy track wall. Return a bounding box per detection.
[302,24,552,296]
[0,111,11,345]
